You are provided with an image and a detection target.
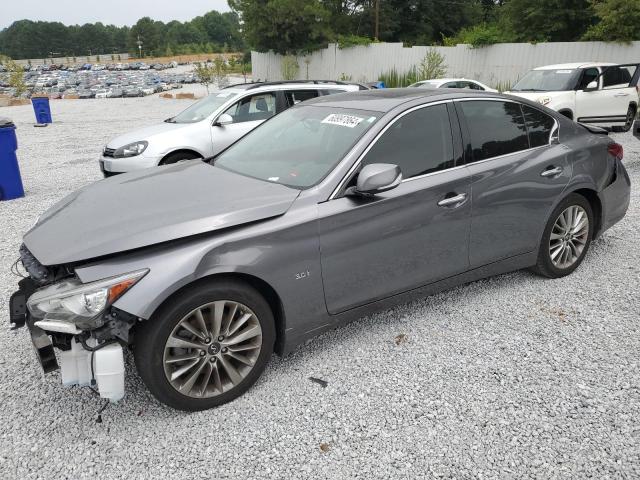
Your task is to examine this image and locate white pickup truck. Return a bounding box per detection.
[507,62,639,132]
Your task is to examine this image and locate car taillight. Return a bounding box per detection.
[608,142,623,161]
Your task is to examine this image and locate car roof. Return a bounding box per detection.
[303,88,497,113]
[535,62,617,70]
[224,81,364,91]
[417,78,478,83]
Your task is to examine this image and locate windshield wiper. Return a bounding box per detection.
[164,117,176,123]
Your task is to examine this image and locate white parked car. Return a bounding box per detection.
[506,62,639,131]
[95,89,110,99]
[100,81,367,176]
[409,78,498,92]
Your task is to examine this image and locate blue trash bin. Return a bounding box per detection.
[31,96,52,124]
[0,118,25,201]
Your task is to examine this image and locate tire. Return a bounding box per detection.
[134,280,275,411]
[159,151,202,165]
[612,105,636,133]
[531,193,594,278]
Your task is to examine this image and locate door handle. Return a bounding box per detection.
[438,193,467,207]
[614,92,629,97]
[540,166,563,177]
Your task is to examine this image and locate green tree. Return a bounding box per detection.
[583,0,640,42]
[194,62,215,93]
[0,55,27,97]
[502,0,595,42]
[229,0,332,54]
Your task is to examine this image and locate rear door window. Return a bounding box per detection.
[522,105,556,148]
[285,89,319,105]
[223,92,277,123]
[459,100,529,162]
[361,104,454,179]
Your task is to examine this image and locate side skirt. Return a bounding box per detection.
[281,250,538,355]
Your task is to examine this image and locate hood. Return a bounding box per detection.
[106,122,194,148]
[24,162,300,265]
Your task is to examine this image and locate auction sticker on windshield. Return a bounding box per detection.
[322,113,364,128]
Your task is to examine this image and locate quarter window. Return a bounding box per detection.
[460,100,529,162]
[522,105,556,148]
[223,92,276,124]
[361,104,454,179]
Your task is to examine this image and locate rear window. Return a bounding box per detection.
[460,100,529,162]
[522,105,556,148]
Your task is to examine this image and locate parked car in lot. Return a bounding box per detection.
[409,78,498,92]
[507,62,639,131]
[11,88,630,411]
[99,81,367,176]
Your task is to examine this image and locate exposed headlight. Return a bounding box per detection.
[537,96,552,106]
[113,141,148,158]
[27,269,148,329]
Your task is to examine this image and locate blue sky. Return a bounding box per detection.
[1,0,231,29]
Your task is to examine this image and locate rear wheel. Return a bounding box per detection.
[134,280,275,411]
[160,151,202,165]
[617,105,636,133]
[531,193,593,278]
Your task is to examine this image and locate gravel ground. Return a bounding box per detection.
[0,96,639,479]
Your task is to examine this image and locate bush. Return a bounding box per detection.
[281,55,299,80]
[417,48,447,80]
[378,67,420,88]
[336,35,373,49]
[378,49,447,88]
[443,23,513,48]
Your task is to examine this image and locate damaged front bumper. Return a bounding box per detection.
[10,278,58,373]
[9,273,138,403]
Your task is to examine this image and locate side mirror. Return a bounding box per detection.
[347,163,403,197]
[214,113,233,127]
[584,80,598,92]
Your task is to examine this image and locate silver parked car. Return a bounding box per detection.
[99,81,367,176]
[11,89,630,410]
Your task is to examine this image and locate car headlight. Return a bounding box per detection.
[113,141,148,158]
[27,269,148,328]
[537,96,552,106]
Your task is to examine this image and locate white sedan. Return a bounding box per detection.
[409,78,498,92]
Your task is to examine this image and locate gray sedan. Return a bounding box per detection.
[10,89,630,411]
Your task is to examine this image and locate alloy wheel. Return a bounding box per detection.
[163,301,263,398]
[548,205,589,269]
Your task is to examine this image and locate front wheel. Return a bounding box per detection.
[134,280,275,411]
[531,193,593,278]
[160,151,202,165]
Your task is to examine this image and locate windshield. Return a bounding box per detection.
[169,91,239,123]
[214,105,380,189]
[511,69,580,92]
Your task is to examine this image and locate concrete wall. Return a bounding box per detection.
[252,41,640,87]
